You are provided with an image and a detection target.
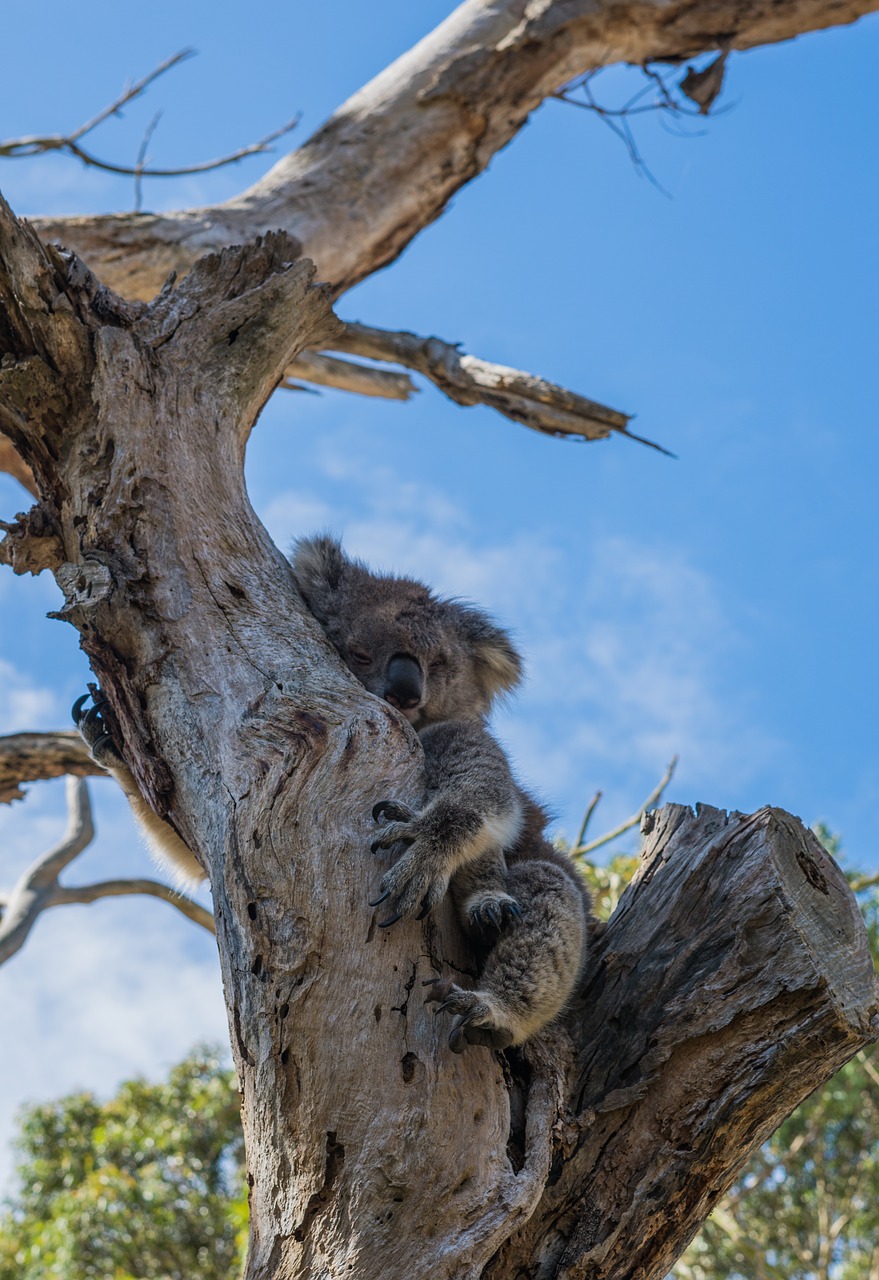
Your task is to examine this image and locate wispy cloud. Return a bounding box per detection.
[254,452,782,838]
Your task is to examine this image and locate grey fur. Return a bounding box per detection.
[291,534,590,1052]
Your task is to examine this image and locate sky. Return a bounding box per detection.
[0,0,877,1192]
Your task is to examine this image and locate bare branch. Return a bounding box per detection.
[53,878,215,933]
[0,776,214,967]
[0,776,94,964]
[0,48,298,185]
[327,322,672,450]
[0,731,103,804]
[572,755,678,857]
[283,349,415,400]
[29,0,879,301]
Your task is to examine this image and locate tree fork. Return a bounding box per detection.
[1,195,877,1279]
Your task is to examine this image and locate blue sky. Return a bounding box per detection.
[0,2,877,1188]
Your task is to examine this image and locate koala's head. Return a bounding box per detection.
[291,535,522,728]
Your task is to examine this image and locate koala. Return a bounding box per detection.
[73,535,590,1052]
[291,535,591,1052]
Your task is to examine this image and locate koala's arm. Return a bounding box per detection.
[370,720,523,923]
[74,695,205,887]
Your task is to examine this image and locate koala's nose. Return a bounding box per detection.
[384,654,423,710]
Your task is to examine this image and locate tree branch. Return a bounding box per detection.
[30,0,879,301]
[0,777,214,967]
[0,50,298,189]
[328,322,659,448]
[571,754,679,855]
[52,877,215,933]
[0,731,103,803]
[283,349,415,400]
[0,437,37,496]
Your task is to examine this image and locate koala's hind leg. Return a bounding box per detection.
[426,857,588,1052]
[450,848,523,934]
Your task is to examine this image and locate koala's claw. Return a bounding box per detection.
[72,689,123,768]
[370,822,416,855]
[373,799,416,824]
[424,978,514,1053]
[467,893,524,934]
[378,911,404,929]
[368,889,392,908]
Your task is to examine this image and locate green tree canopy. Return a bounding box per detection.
[0,1049,246,1280]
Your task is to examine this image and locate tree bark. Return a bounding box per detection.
[1,192,877,1279]
[30,0,879,302]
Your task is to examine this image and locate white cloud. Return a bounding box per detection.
[0,658,58,733]
[0,899,226,1194]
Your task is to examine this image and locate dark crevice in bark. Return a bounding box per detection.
[293,1132,346,1243]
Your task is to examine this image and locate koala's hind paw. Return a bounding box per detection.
[72,691,123,769]
[423,978,514,1054]
[465,892,523,934]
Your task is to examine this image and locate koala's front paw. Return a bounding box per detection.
[369,840,449,928]
[72,691,123,769]
[369,803,452,926]
[423,978,514,1054]
[465,891,523,934]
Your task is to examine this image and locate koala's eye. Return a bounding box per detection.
[429,655,448,674]
[349,648,373,667]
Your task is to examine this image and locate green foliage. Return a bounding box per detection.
[574,851,640,921]
[0,1048,246,1280]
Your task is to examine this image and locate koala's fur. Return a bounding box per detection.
[291,535,590,1052]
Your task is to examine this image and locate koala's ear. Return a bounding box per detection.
[454,605,523,706]
[290,534,352,621]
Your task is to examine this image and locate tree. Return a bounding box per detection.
[0,1049,246,1280]
[1,3,878,1278]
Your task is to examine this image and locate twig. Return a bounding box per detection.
[133,110,163,213]
[851,869,879,893]
[0,776,214,967]
[0,49,299,184]
[572,790,603,852]
[554,59,727,192]
[571,756,678,858]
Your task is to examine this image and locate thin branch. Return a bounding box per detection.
[572,756,678,858]
[572,790,603,852]
[53,878,215,933]
[133,110,163,213]
[0,776,214,967]
[851,869,879,893]
[0,48,299,184]
[326,322,673,453]
[283,350,415,401]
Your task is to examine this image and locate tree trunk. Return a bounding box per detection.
[1,193,876,1280]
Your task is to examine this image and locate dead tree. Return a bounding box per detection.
[2,2,878,1277]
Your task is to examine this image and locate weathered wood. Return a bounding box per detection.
[487,804,879,1280]
[32,0,879,301]
[0,731,101,803]
[1,192,876,1278]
